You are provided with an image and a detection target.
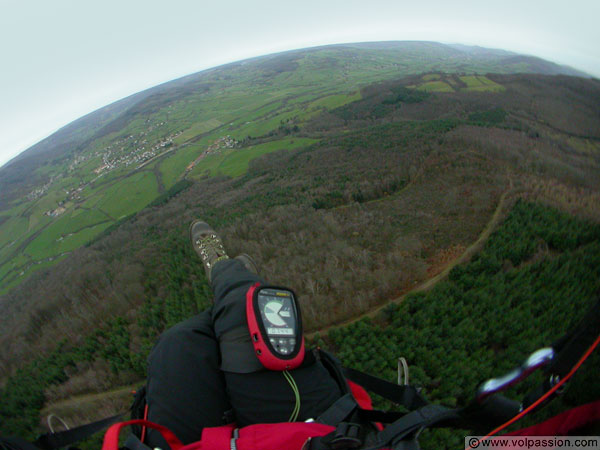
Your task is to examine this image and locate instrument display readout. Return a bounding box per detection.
[257,289,298,355]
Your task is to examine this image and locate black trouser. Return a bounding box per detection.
[146,259,342,447]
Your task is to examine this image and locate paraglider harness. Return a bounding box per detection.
[3,295,599,450]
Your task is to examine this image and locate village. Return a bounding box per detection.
[31,124,236,220]
[32,120,183,217]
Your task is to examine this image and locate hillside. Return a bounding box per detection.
[0,41,592,295]
[0,41,599,444]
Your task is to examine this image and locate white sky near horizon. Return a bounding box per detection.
[1,0,599,169]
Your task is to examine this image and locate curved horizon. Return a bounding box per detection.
[1,38,595,170]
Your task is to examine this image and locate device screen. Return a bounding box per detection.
[257,288,298,356]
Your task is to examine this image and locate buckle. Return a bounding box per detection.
[329,422,362,449]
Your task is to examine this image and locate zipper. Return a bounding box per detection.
[230,428,239,450]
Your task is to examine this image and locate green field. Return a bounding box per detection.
[97,171,159,220]
[0,215,29,248]
[1,168,160,288]
[422,73,441,81]
[0,253,29,282]
[174,118,223,144]
[25,208,110,259]
[308,92,362,110]
[408,74,506,93]
[416,80,454,92]
[191,137,318,178]
[160,142,207,189]
[460,75,506,92]
[232,109,302,138]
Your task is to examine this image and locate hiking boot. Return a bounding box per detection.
[190,220,229,281]
[235,253,259,276]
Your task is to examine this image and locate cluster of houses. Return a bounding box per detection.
[93,129,182,174]
[27,175,60,201]
[206,135,238,152]
[184,135,240,174]
[44,206,66,217]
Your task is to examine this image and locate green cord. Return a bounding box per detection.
[283,370,301,422]
[283,370,300,421]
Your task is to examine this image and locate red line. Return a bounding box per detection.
[141,403,149,443]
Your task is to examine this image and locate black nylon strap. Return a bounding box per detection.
[0,436,43,450]
[317,394,359,426]
[309,405,461,450]
[33,414,123,450]
[374,405,460,449]
[123,433,153,450]
[343,367,428,411]
[318,423,363,449]
[316,349,353,396]
[356,409,405,424]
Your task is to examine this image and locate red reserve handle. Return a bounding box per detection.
[246,283,305,371]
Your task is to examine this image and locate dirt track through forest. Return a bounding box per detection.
[308,177,515,338]
[43,179,515,420]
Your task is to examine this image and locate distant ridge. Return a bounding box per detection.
[0,41,590,172]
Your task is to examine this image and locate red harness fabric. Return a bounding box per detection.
[184,424,235,449]
[506,400,600,436]
[102,419,334,450]
[348,380,373,410]
[102,379,377,449]
[182,422,335,450]
[348,380,384,431]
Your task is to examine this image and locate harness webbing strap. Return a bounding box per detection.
[317,394,359,426]
[309,405,461,450]
[123,434,152,450]
[343,367,428,411]
[374,404,459,448]
[0,435,44,450]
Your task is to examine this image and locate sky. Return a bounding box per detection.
[1,0,599,169]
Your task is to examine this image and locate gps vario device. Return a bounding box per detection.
[246,283,305,370]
